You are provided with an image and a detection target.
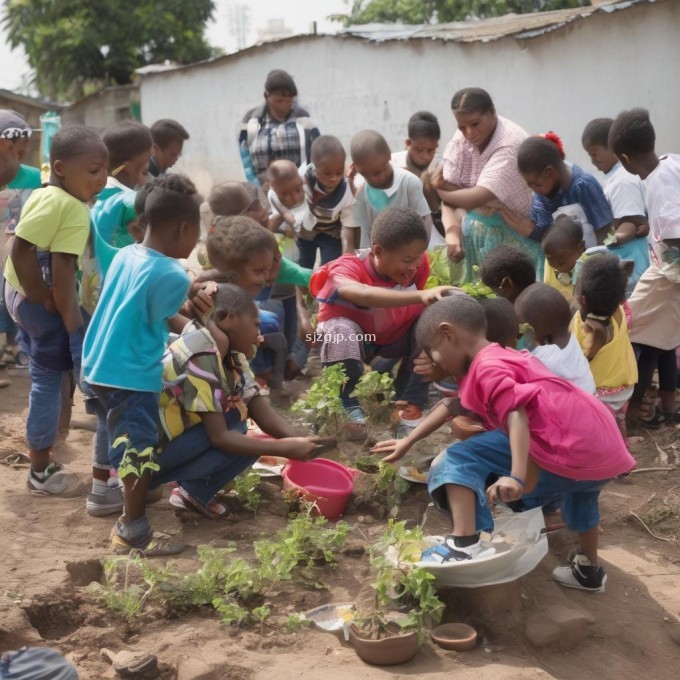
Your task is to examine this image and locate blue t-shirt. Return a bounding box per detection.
[92,182,137,249]
[82,245,189,392]
[531,165,613,241]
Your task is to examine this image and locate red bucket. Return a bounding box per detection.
[282,458,357,520]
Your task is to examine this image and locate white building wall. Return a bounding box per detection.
[140,1,680,194]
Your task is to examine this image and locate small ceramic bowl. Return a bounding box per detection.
[430,623,478,651]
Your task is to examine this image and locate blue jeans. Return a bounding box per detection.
[81,379,110,471]
[152,410,253,504]
[297,233,342,269]
[1,647,77,680]
[428,429,610,533]
[9,291,83,450]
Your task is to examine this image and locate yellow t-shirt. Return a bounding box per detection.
[543,262,575,302]
[571,306,638,391]
[4,185,90,294]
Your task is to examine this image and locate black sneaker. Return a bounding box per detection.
[553,552,607,593]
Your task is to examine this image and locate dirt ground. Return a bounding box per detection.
[1,366,679,680]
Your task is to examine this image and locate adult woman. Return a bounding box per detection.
[433,88,541,282]
[238,69,320,186]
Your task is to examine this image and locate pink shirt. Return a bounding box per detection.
[459,344,636,481]
[442,116,532,218]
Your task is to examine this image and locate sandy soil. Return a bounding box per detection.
[1,366,679,679]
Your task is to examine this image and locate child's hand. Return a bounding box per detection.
[277,436,326,461]
[429,163,445,191]
[347,162,358,181]
[412,351,446,382]
[283,212,296,228]
[486,476,523,505]
[420,286,455,305]
[189,280,218,319]
[370,438,411,464]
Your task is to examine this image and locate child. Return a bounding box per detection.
[157,283,322,516]
[92,120,153,250]
[4,125,108,494]
[609,108,680,428]
[266,159,310,239]
[582,117,649,295]
[515,283,595,393]
[479,244,537,303]
[571,254,637,434]
[377,294,635,592]
[82,174,201,554]
[298,135,357,265]
[148,119,189,178]
[392,111,442,233]
[349,130,435,249]
[479,297,518,350]
[310,206,453,437]
[517,136,613,248]
[541,215,585,301]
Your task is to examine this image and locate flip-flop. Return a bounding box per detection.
[169,487,233,519]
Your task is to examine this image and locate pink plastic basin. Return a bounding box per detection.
[282,458,357,520]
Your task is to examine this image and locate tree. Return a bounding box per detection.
[330,0,591,26]
[2,0,216,100]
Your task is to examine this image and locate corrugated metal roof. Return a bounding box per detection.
[343,0,661,43]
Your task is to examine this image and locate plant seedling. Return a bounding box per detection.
[291,363,349,435]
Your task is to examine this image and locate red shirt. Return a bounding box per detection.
[310,251,429,345]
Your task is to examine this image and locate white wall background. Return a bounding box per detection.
[140,1,680,195]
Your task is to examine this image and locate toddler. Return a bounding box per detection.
[4,125,108,495]
[377,295,635,592]
[479,244,537,303]
[541,215,585,301]
[267,159,310,239]
[571,253,637,434]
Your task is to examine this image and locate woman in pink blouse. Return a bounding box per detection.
[433,88,542,282]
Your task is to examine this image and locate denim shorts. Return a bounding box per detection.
[87,384,161,470]
[428,429,611,533]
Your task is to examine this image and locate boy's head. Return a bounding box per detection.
[405,111,440,169]
[479,297,518,349]
[264,69,297,122]
[517,136,566,198]
[542,214,585,275]
[581,118,617,174]
[350,129,392,190]
[416,294,487,378]
[450,88,496,149]
[608,108,656,178]
[50,125,109,203]
[371,207,427,286]
[150,119,189,174]
[267,159,304,208]
[142,174,201,259]
[102,120,153,188]
[480,245,536,302]
[576,253,628,318]
[0,110,31,186]
[206,215,277,296]
[515,283,572,349]
[213,283,261,357]
[311,135,346,192]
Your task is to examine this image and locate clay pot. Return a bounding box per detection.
[430,622,478,651]
[349,624,419,666]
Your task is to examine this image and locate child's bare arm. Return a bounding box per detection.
[51,252,83,333]
[340,226,356,254]
[487,407,529,504]
[581,318,608,361]
[9,236,51,305]
[338,283,453,308]
[613,215,648,244]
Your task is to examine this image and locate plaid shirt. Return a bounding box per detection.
[239,103,320,185]
[442,116,532,218]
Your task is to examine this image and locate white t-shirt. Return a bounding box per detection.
[643,153,680,243]
[267,188,313,234]
[603,163,646,219]
[531,335,596,394]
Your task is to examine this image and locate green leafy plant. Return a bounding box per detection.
[291,363,349,435]
[425,245,455,288]
[459,265,495,299]
[112,436,160,479]
[350,370,395,435]
[286,612,312,632]
[233,469,262,512]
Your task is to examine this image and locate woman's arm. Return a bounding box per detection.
[51,252,83,332]
[438,185,496,211]
[499,207,536,239]
[442,203,464,262]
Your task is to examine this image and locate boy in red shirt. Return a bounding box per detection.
[310,206,452,438]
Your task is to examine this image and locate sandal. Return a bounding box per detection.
[169,486,232,519]
[640,410,680,429]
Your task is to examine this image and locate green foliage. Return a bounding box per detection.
[2,0,216,99]
[286,612,312,632]
[112,436,160,480]
[330,0,590,27]
[350,370,395,434]
[291,364,349,435]
[233,470,262,512]
[425,246,454,288]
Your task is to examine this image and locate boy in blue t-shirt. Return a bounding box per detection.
[516,136,613,249]
[83,174,201,556]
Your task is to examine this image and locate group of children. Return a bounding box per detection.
[1,91,678,595]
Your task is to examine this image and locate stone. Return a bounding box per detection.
[177,658,216,680]
[525,604,593,650]
[525,613,561,648]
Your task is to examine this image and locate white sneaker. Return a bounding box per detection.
[86,478,124,517]
[27,463,83,497]
[421,535,496,563]
[553,553,607,593]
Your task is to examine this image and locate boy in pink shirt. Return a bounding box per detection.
[374,294,635,593]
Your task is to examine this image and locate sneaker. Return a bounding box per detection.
[392,402,425,427]
[27,463,83,497]
[111,528,186,557]
[421,535,496,563]
[552,553,607,593]
[345,406,367,442]
[86,480,124,517]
